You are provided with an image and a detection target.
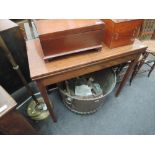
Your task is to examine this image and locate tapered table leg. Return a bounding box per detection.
[115,54,141,97]
[36,80,57,122]
[130,52,149,85]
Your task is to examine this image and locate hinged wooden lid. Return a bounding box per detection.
[35,19,104,40]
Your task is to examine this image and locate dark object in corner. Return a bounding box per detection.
[0,19,31,93]
[0,85,36,135]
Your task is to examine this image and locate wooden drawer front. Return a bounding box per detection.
[40,30,104,59]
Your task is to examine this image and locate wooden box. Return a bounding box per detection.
[102,19,143,48]
[35,19,104,60]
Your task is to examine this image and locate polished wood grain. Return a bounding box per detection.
[41,53,140,86]
[35,19,104,59]
[26,38,147,122]
[40,30,103,59]
[26,38,147,80]
[35,19,104,37]
[37,80,57,122]
[115,54,140,96]
[102,19,143,48]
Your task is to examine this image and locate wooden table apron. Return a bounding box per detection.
[35,52,141,85]
[26,39,147,122]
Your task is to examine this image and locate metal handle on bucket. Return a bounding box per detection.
[94,99,100,103]
[65,97,73,105]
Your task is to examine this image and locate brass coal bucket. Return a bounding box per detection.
[58,68,116,114]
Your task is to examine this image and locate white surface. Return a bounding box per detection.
[0,105,8,113]
[75,85,92,96]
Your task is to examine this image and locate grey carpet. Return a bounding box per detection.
[13,23,155,134]
[17,65,155,135]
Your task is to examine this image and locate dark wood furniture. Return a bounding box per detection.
[130,40,155,84]
[26,38,147,122]
[0,19,30,94]
[102,19,143,48]
[35,19,104,60]
[0,86,36,135]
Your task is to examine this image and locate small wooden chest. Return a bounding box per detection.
[35,19,104,60]
[102,19,143,48]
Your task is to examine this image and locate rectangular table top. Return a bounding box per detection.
[26,38,147,80]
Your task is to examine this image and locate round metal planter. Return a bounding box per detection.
[58,68,116,114]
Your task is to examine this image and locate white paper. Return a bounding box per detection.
[75,85,92,96]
